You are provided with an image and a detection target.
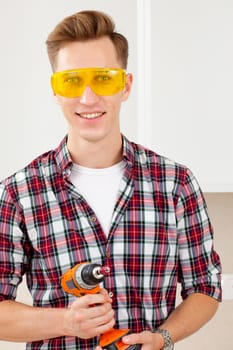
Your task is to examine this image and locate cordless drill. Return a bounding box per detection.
[61,262,141,350]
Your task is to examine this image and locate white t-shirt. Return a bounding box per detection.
[69,161,125,236]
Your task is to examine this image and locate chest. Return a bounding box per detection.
[22,172,178,282]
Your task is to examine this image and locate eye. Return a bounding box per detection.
[66,77,77,83]
[94,74,112,83]
[64,75,83,85]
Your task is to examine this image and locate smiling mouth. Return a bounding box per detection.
[76,112,106,119]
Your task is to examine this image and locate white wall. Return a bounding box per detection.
[149,1,233,192]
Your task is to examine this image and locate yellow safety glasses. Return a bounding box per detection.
[51,67,126,98]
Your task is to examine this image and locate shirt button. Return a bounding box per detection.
[91,216,97,223]
[109,292,114,298]
[105,251,111,258]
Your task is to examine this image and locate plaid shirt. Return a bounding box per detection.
[0,135,221,349]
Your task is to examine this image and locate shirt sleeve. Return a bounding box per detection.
[175,168,222,301]
[0,182,30,302]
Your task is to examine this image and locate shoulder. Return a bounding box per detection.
[130,139,189,182]
[125,137,202,200]
[0,148,56,203]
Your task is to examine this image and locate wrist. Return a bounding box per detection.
[152,328,174,350]
[152,331,165,349]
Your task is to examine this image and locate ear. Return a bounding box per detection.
[53,93,61,105]
[122,73,133,101]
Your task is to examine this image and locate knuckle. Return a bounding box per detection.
[73,311,84,323]
[105,309,114,322]
[99,303,110,314]
[85,294,94,304]
[110,318,115,327]
[109,308,115,318]
[103,303,111,312]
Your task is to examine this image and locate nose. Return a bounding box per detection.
[79,85,100,105]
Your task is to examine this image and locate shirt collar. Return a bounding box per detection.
[54,136,73,176]
[122,134,135,166]
[54,134,135,176]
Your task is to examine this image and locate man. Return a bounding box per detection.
[0,10,221,350]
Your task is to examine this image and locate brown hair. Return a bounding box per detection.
[46,10,129,71]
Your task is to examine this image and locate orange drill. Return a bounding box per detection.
[61,262,141,350]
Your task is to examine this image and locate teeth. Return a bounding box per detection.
[79,112,103,119]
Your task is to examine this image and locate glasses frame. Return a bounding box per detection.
[51,67,126,98]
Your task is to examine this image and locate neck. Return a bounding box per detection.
[67,133,123,168]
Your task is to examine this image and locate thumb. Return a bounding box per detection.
[123,330,154,345]
[123,332,142,345]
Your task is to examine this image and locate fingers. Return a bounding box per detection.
[71,295,114,321]
[99,288,113,303]
[73,290,111,308]
[123,330,153,343]
[95,331,151,350]
[122,331,164,350]
[86,303,115,325]
[63,289,115,339]
[123,332,142,345]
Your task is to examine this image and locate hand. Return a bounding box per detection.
[63,288,115,339]
[95,330,164,350]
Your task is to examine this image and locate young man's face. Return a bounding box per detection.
[54,36,132,145]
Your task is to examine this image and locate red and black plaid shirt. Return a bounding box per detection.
[0,135,221,349]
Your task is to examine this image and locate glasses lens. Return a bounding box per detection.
[51,71,85,98]
[90,69,125,96]
[51,68,126,98]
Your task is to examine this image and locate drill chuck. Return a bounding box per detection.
[78,263,105,288]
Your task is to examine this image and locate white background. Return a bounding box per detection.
[150,1,233,191]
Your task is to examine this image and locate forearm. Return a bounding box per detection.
[161,292,219,344]
[0,290,114,343]
[0,300,66,342]
[98,292,220,350]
